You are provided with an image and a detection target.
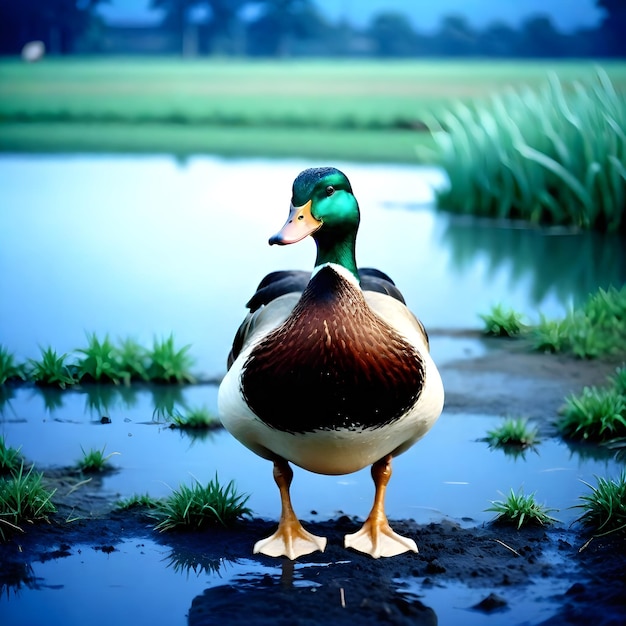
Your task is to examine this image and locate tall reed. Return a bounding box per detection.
[432,68,626,233]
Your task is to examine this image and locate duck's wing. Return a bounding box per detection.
[358,267,406,304]
[227,270,310,369]
[359,268,430,352]
[227,267,429,369]
[245,270,311,312]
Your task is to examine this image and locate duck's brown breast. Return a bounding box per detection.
[241,267,424,434]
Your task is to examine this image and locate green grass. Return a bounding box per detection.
[116,493,161,510]
[575,471,626,537]
[479,285,626,359]
[0,122,436,164]
[28,347,77,389]
[148,334,196,385]
[76,446,120,473]
[487,488,558,529]
[0,437,23,475]
[115,337,150,383]
[155,475,251,531]
[76,332,128,385]
[169,406,220,430]
[0,346,26,385]
[5,333,198,388]
[0,464,57,540]
[531,286,626,358]
[432,68,626,232]
[557,368,626,443]
[1,58,625,162]
[484,417,540,449]
[480,304,527,337]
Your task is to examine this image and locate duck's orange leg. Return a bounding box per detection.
[254,458,327,560]
[344,454,418,558]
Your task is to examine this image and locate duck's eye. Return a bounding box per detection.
[325,185,335,196]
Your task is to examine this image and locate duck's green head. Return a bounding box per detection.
[269,167,360,278]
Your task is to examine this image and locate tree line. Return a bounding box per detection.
[0,0,624,58]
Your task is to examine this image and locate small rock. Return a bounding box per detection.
[425,559,446,574]
[472,592,508,612]
[100,416,111,424]
[566,582,586,596]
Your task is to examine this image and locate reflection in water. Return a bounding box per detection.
[565,438,626,464]
[485,443,541,462]
[441,216,626,308]
[187,563,438,626]
[164,547,228,577]
[6,383,206,423]
[0,562,38,598]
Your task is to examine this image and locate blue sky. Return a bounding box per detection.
[99,0,603,33]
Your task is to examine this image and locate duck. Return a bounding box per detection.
[218,166,444,560]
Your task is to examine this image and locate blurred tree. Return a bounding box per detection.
[202,0,248,55]
[151,0,203,56]
[434,15,477,56]
[247,0,327,56]
[596,0,626,55]
[517,15,567,57]
[368,11,417,57]
[0,0,107,55]
[478,21,519,57]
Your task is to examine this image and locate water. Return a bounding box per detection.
[1,155,624,625]
[2,384,622,525]
[1,155,623,377]
[1,537,573,626]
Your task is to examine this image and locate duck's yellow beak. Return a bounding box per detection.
[269,200,322,245]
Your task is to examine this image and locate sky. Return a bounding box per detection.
[98,0,604,33]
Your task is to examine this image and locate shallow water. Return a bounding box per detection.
[0,536,573,626]
[1,155,625,625]
[1,155,623,377]
[2,383,622,526]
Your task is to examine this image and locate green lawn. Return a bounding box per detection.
[1,58,625,162]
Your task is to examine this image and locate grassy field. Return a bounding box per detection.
[1,58,625,162]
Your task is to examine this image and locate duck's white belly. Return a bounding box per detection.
[218,347,444,475]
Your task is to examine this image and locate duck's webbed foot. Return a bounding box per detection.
[344,455,418,558]
[254,458,327,560]
[344,517,417,558]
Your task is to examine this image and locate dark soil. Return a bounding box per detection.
[1,339,625,625]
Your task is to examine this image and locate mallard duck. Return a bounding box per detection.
[218,167,444,560]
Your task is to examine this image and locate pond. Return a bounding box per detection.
[1,155,625,626]
[1,155,623,377]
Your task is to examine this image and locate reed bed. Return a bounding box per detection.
[433,69,626,232]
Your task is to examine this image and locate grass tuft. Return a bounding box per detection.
[484,417,540,449]
[155,475,251,531]
[558,384,626,443]
[480,304,527,337]
[28,347,77,389]
[487,487,558,529]
[574,471,626,537]
[169,406,220,430]
[76,446,120,473]
[532,287,626,358]
[116,493,161,510]
[116,337,151,383]
[148,334,196,384]
[0,436,23,475]
[75,332,126,385]
[0,464,57,540]
[481,285,626,360]
[0,346,26,385]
